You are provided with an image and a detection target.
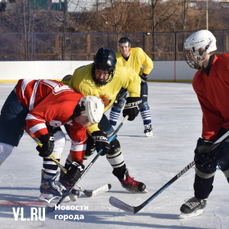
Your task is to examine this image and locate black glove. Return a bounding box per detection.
[140,73,148,83]
[194,138,215,166]
[36,133,55,157]
[123,97,142,121]
[66,161,85,184]
[92,130,110,155]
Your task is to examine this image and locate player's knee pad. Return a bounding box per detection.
[52,130,66,159]
[0,143,14,165]
[106,139,125,169]
[195,166,216,180]
[107,139,121,157]
[195,159,216,179]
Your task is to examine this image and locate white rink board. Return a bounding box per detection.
[0,60,197,82]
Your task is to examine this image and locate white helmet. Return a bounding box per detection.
[79,96,104,125]
[183,30,217,69]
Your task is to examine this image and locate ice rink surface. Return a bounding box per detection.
[0,82,229,229]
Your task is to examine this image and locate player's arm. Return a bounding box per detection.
[140,49,154,82]
[142,53,153,74]
[122,67,142,121]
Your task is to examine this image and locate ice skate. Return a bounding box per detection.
[144,124,153,137]
[39,170,70,202]
[114,169,147,193]
[180,197,207,219]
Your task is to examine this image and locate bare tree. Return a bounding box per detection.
[100,0,136,33]
[15,0,55,60]
[135,0,181,58]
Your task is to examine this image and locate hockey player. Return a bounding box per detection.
[62,47,147,193]
[109,37,154,137]
[180,30,229,217]
[0,79,104,201]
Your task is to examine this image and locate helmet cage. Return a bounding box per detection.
[183,40,213,70]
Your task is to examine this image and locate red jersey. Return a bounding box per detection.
[16,79,87,163]
[193,54,229,140]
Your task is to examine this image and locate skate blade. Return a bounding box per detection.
[145,132,153,137]
[179,209,203,219]
[38,193,53,202]
[125,188,148,194]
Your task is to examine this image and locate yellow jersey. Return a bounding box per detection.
[64,63,141,134]
[116,47,153,75]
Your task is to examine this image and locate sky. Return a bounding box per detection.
[0,82,228,229]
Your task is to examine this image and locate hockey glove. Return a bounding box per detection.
[194,138,215,166]
[66,161,85,184]
[123,97,142,121]
[36,133,55,157]
[140,73,148,83]
[92,130,110,155]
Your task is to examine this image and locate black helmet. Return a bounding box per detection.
[92,47,117,86]
[118,37,132,46]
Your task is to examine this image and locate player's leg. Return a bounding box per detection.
[180,128,229,217]
[180,161,216,217]
[107,138,146,193]
[101,115,147,193]
[109,98,126,126]
[39,126,67,201]
[140,82,153,137]
[0,89,28,165]
[109,88,127,126]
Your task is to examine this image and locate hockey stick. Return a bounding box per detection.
[76,115,128,197]
[22,126,110,197]
[109,129,229,214]
[108,115,128,138]
[46,115,129,214]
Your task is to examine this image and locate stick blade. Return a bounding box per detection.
[84,184,112,197]
[109,196,135,214]
[92,184,111,197]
